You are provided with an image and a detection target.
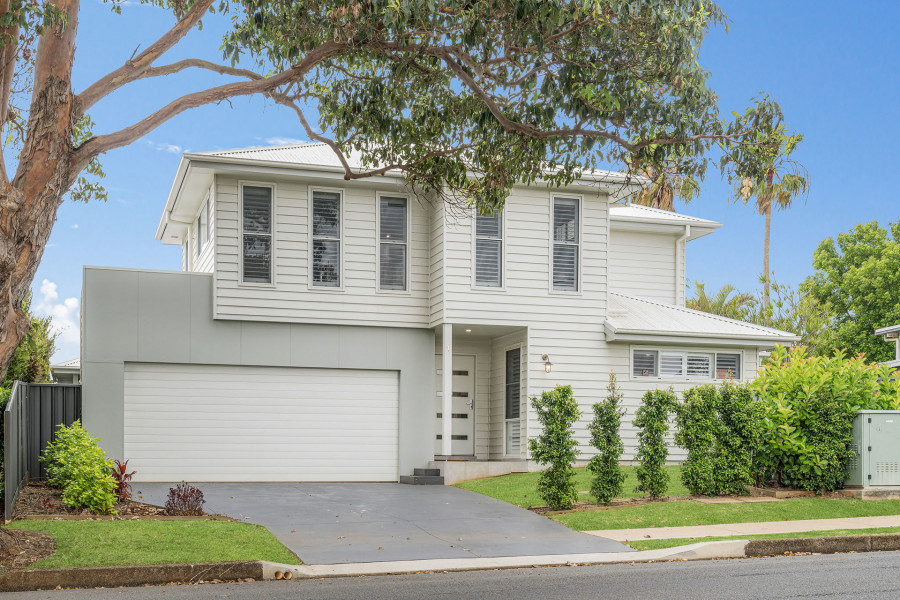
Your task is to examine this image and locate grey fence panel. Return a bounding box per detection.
[3,382,82,521]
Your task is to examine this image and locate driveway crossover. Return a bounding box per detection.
[134,483,631,564]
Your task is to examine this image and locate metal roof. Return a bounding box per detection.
[609,204,722,228]
[50,358,80,369]
[606,293,799,344]
[875,324,900,336]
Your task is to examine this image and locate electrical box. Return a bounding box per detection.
[846,410,900,488]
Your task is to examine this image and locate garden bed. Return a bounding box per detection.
[0,529,56,570]
[13,483,195,518]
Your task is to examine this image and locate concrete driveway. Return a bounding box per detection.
[134,483,632,564]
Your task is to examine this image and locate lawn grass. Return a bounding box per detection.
[7,519,299,569]
[455,465,687,508]
[625,526,900,551]
[553,497,900,531]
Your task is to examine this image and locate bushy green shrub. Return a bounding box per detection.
[41,421,117,513]
[634,389,677,499]
[675,383,764,496]
[528,385,582,510]
[751,345,894,491]
[587,372,626,504]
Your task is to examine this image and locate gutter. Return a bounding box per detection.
[675,225,690,305]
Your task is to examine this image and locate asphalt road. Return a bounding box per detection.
[10,551,900,599]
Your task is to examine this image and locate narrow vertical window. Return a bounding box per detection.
[241,186,272,283]
[312,190,341,287]
[475,212,502,287]
[379,196,408,290]
[505,347,522,455]
[552,197,579,291]
[197,199,209,255]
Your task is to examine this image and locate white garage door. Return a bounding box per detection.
[124,363,399,482]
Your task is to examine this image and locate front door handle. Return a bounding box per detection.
[468,398,474,410]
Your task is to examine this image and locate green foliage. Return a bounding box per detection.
[803,220,900,362]
[527,385,581,510]
[751,346,900,491]
[634,389,677,500]
[674,384,764,496]
[41,421,117,514]
[2,291,58,387]
[687,278,830,352]
[587,372,626,504]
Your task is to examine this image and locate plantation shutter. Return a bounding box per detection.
[632,350,658,377]
[312,191,341,287]
[242,186,272,283]
[379,196,408,290]
[505,348,521,419]
[475,213,502,287]
[715,353,741,379]
[552,197,579,291]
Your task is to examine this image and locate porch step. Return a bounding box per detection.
[399,473,445,485]
[414,468,441,477]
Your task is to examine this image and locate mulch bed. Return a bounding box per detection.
[14,483,170,518]
[0,529,56,570]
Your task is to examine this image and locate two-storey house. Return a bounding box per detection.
[80,143,797,484]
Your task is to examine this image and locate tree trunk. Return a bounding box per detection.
[761,167,775,310]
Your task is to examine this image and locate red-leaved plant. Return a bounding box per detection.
[111,460,136,503]
[165,482,206,516]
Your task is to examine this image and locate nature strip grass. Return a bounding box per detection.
[455,465,687,508]
[7,519,298,569]
[553,497,900,531]
[625,526,900,551]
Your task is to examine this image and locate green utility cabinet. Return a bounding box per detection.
[846,410,900,487]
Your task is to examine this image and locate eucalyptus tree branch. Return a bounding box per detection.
[76,0,215,114]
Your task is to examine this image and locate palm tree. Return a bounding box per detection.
[687,282,755,321]
[721,96,808,308]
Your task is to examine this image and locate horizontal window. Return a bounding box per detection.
[633,349,742,381]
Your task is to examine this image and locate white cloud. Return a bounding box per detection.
[157,143,183,154]
[71,224,79,229]
[266,137,306,146]
[33,279,79,360]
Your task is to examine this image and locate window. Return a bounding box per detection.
[312,190,341,287]
[632,349,741,381]
[505,348,521,419]
[241,185,272,284]
[552,197,579,291]
[379,196,407,290]
[475,212,502,287]
[197,199,209,255]
[715,353,741,380]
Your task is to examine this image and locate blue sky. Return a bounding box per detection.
[26,1,900,361]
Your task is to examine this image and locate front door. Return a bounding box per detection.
[434,355,476,456]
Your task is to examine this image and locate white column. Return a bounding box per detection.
[441,323,453,456]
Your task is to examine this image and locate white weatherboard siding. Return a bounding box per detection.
[213,175,431,326]
[430,197,445,327]
[608,229,681,304]
[192,189,215,274]
[124,363,399,482]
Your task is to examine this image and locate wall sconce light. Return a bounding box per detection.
[542,354,553,373]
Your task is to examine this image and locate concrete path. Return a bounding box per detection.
[133,483,631,564]
[586,514,900,541]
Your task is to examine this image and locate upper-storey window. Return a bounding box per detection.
[241,185,272,284]
[379,196,408,291]
[632,348,742,380]
[196,198,209,256]
[552,196,579,291]
[312,190,341,287]
[475,212,502,287]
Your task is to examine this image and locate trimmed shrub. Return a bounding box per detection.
[587,372,626,504]
[752,346,892,491]
[528,385,582,510]
[675,383,764,496]
[41,421,117,513]
[166,482,206,515]
[634,389,677,499]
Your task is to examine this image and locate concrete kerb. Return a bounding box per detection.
[7,534,900,592]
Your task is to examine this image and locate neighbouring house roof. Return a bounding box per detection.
[50,358,80,373]
[157,142,646,243]
[875,324,900,337]
[609,203,722,241]
[605,293,800,346]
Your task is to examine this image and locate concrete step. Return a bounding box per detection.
[414,468,441,477]
[399,474,445,485]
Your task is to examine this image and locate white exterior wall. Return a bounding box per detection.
[193,189,215,274]
[212,175,431,326]
[429,199,445,327]
[608,229,682,304]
